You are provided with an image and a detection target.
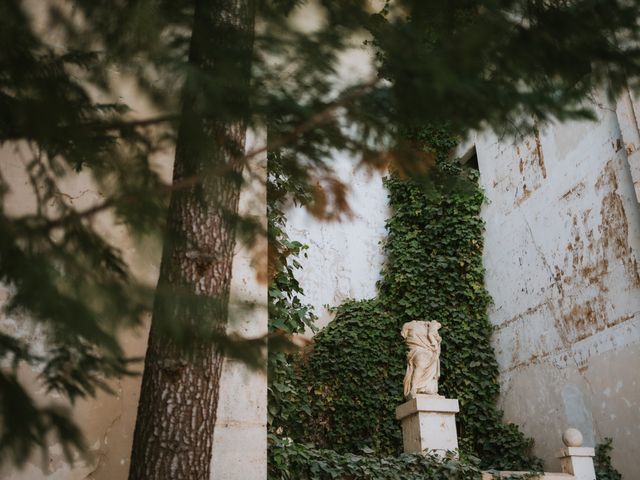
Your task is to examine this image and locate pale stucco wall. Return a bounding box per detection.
[210,131,267,480]
[0,132,267,480]
[285,155,389,330]
[0,141,155,480]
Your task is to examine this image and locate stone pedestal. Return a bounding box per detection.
[556,428,596,480]
[557,446,596,480]
[395,395,459,455]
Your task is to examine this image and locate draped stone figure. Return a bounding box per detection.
[401,320,442,398]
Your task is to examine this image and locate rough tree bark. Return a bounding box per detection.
[128,1,255,479]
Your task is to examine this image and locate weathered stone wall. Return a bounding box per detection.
[0,138,157,480]
[470,94,640,478]
[210,130,267,480]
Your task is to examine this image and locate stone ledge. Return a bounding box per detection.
[556,446,595,458]
[481,473,573,479]
[395,395,459,420]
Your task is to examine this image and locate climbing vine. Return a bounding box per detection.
[267,150,318,438]
[594,438,623,480]
[269,127,544,475]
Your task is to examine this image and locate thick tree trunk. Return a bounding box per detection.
[128,1,255,479]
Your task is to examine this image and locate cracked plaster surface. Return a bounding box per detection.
[285,151,390,331]
[468,96,640,478]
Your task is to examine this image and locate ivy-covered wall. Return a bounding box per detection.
[268,130,543,474]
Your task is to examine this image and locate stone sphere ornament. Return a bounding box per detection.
[562,428,584,447]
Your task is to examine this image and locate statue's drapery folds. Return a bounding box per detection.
[401,320,442,398]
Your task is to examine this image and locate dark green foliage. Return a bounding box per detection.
[268,434,485,480]
[595,438,623,480]
[273,129,541,471]
[268,151,316,336]
[368,0,640,137]
[295,300,404,453]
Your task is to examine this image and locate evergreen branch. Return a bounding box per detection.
[14,80,380,232]
[0,115,179,142]
[170,77,381,192]
[88,114,180,131]
[36,199,118,231]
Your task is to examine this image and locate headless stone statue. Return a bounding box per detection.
[401,320,442,398]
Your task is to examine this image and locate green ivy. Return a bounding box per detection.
[273,127,543,472]
[267,150,319,437]
[595,438,623,480]
[295,299,405,453]
[268,434,485,480]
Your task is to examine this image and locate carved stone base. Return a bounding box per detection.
[557,447,596,480]
[395,395,459,456]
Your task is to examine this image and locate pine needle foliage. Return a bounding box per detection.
[3,0,640,468]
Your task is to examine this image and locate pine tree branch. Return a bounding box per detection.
[16,78,380,231]
[0,115,180,142]
[171,77,381,191]
[38,199,118,230]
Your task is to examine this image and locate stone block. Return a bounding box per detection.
[395,395,459,455]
